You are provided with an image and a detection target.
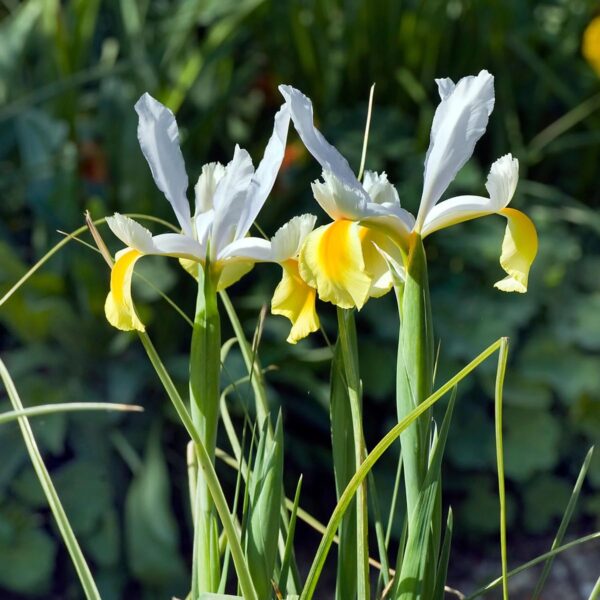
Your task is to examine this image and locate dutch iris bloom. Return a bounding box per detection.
[105,93,316,337]
[278,71,538,333]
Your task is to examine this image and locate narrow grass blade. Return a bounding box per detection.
[279,475,303,592]
[433,508,453,600]
[246,414,284,600]
[395,391,455,598]
[494,338,510,600]
[464,532,600,599]
[0,401,142,424]
[220,291,269,428]
[299,338,504,600]
[0,359,102,600]
[588,575,600,600]
[330,339,358,600]
[531,446,595,600]
[0,213,177,308]
[138,332,258,600]
[368,471,391,588]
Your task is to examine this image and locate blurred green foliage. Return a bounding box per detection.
[0,0,599,597]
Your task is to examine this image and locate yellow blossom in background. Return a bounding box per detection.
[583,16,600,76]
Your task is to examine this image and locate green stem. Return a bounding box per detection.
[495,338,510,600]
[190,264,222,595]
[300,338,504,600]
[138,332,258,600]
[396,233,434,524]
[337,308,370,600]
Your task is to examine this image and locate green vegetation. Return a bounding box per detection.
[0,0,599,597]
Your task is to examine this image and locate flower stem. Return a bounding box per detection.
[396,233,434,524]
[189,263,222,595]
[337,308,370,600]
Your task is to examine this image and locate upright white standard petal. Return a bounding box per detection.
[311,171,368,220]
[279,85,369,214]
[234,104,291,240]
[135,93,192,236]
[415,71,495,231]
[194,162,226,216]
[362,171,400,206]
[421,154,518,236]
[210,145,255,256]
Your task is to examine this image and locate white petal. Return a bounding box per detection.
[194,209,214,246]
[217,237,272,262]
[106,214,156,254]
[416,71,495,230]
[311,170,368,220]
[279,85,369,214]
[270,214,317,262]
[421,154,519,236]
[436,77,456,100]
[233,104,291,240]
[194,162,225,216]
[135,93,192,236]
[211,145,255,255]
[362,171,400,206]
[152,233,204,259]
[485,154,518,209]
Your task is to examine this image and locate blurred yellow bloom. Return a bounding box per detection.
[583,16,600,76]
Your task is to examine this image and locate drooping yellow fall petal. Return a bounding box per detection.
[272,260,320,344]
[105,249,145,331]
[494,208,538,293]
[217,261,254,291]
[299,220,372,309]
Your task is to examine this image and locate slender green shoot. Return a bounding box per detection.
[531,446,595,599]
[0,359,102,600]
[464,532,600,599]
[0,213,178,308]
[0,402,142,425]
[358,83,376,181]
[495,338,510,600]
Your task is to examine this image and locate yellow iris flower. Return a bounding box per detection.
[105,93,316,339]
[277,72,538,340]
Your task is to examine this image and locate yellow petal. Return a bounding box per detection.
[494,207,538,293]
[105,249,145,331]
[272,260,320,344]
[299,220,371,309]
[359,226,404,298]
[179,257,200,279]
[216,261,254,291]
